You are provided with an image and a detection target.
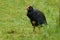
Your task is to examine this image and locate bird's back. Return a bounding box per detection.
[33,10,47,24]
[27,9,47,25]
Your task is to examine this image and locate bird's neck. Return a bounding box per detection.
[28,9,33,12]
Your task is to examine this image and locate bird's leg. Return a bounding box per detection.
[38,25,43,34]
[33,26,35,32]
[32,21,36,33]
[38,27,40,32]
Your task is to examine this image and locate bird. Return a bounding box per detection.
[26,6,47,32]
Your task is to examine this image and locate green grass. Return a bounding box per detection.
[0,0,59,40]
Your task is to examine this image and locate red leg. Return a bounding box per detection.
[33,26,35,32]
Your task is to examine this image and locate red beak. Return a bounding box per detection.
[26,6,29,10]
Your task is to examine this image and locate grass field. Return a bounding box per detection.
[0,0,59,40]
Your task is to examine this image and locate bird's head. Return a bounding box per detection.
[26,6,33,12]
